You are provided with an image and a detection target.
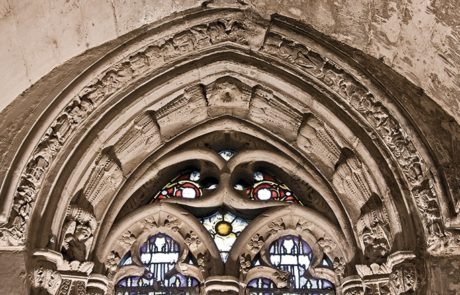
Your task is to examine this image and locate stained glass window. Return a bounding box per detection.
[152,171,204,201]
[116,234,199,295]
[120,160,336,294]
[200,211,249,262]
[247,236,334,294]
[218,149,236,161]
[238,172,303,205]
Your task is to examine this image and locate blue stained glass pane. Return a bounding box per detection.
[246,236,335,294]
[116,234,199,293]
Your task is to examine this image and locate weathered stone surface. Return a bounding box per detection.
[0,251,27,294]
[0,2,459,294]
[1,0,459,126]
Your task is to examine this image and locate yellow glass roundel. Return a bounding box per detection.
[215,221,233,236]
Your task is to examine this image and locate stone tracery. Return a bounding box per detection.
[0,5,457,295]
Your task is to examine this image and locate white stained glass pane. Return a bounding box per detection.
[190,171,200,181]
[200,211,249,262]
[253,171,264,181]
[218,149,235,161]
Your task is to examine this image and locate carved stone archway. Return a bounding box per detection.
[0,4,458,295]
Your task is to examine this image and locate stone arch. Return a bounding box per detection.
[0,5,457,295]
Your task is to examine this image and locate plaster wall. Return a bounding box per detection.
[0,0,459,123]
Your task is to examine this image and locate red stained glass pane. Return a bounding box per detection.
[244,172,303,205]
[153,171,203,201]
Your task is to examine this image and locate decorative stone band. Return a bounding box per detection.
[0,10,263,247]
[0,8,455,257]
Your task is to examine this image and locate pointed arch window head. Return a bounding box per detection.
[248,235,334,294]
[116,234,199,294]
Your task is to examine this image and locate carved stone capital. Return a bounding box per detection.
[355,251,417,294]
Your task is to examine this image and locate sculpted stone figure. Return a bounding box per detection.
[357,195,392,260]
[61,206,97,262]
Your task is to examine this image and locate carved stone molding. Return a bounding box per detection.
[0,10,266,247]
[225,206,351,287]
[1,8,454,260]
[30,249,108,295]
[261,29,455,254]
[98,203,223,283]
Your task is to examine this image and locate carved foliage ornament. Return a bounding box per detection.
[0,10,451,259]
[261,31,452,254]
[0,12,260,247]
[233,213,344,289]
[354,252,418,294]
[103,208,218,283]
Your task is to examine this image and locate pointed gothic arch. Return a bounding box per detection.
[0,5,458,295]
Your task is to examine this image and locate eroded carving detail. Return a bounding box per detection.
[317,237,336,254]
[163,215,181,232]
[388,263,417,294]
[113,111,161,173]
[249,87,304,141]
[268,218,285,234]
[333,257,346,279]
[120,231,137,247]
[185,231,202,248]
[262,32,453,253]
[31,267,62,295]
[155,85,208,138]
[333,149,377,205]
[82,148,123,211]
[105,251,121,278]
[297,113,342,174]
[206,77,253,117]
[357,195,392,260]
[1,13,263,246]
[239,253,252,274]
[61,206,97,263]
[248,234,264,252]
[355,252,417,294]
[58,279,72,295]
